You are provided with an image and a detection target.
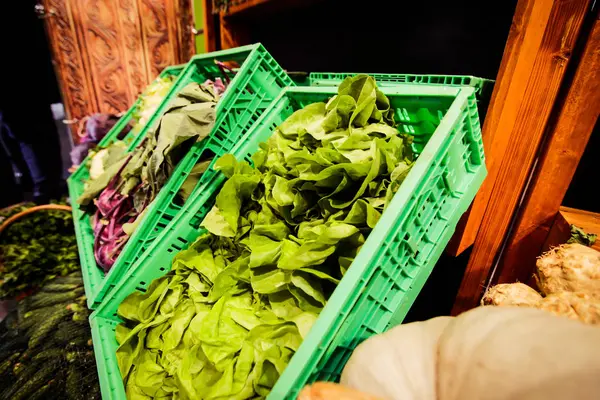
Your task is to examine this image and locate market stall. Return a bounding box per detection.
[1,0,599,399]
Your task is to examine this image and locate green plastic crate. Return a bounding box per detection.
[71,64,185,174]
[85,44,293,309]
[90,84,486,399]
[310,72,492,96]
[67,64,184,306]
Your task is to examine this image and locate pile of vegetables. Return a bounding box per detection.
[131,75,178,134]
[115,75,416,398]
[86,141,128,182]
[71,76,177,168]
[0,203,79,298]
[70,114,133,168]
[299,227,600,399]
[78,82,222,272]
[338,306,600,400]
[0,271,100,400]
[0,202,33,221]
[481,282,543,307]
[536,241,600,298]
[482,229,600,325]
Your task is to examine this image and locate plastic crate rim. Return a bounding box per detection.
[269,87,475,397]
[282,83,464,97]
[187,43,261,63]
[162,63,187,74]
[308,72,494,96]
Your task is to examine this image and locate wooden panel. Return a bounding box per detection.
[42,0,98,121]
[543,207,600,255]
[75,0,134,114]
[451,0,591,315]
[117,0,150,98]
[138,0,181,78]
[175,0,196,61]
[223,0,273,15]
[217,0,322,50]
[202,0,217,52]
[220,13,249,49]
[221,0,322,17]
[42,0,194,142]
[496,18,600,285]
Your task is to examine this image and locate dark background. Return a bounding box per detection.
[235,0,518,79]
[563,119,599,213]
[0,0,63,206]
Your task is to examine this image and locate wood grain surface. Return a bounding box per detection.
[496,17,600,285]
[117,0,149,98]
[202,0,217,52]
[42,0,194,137]
[138,0,180,79]
[76,0,133,113]
[543,207,600,256]
[42,0,98,120]
[451,0,592,315]
[176,0,197,61]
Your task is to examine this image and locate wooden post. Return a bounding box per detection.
[451,0,592,315]
[219,14,250,49]
[495,17,600,285]
[202,0,217,52]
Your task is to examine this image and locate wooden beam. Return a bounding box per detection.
[219,14,250,49]
[202,0,217,52]
[217,0,322,50]
[496,17,600,285]
[175,0,196,61]
[543,207,600,255]
[223,0,273,16]
[451,0,592,315]
[221,0,321,18]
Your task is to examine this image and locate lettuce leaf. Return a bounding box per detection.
[116,75,421,398]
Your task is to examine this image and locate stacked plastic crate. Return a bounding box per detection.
[69,44,293,310]
[88,74,486,398]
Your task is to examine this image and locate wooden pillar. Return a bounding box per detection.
[451,0,592,314]
[202,0,217,52]
[219,14,250,49]
[496,17,600,285]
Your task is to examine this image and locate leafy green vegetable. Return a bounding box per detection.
[81,75,176,174]
[132,75,177,133]
[77,82,219,272]
[0,202,79,298]
[0,203,35,222]
[1,273,100,400]
[116,75,417,398]
[87,141,128,181]
[117,235,306,399]
[567,225,597,247]
[78,82,218,207]
[178,158,214,204]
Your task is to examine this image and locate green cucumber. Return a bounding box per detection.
[28,307,70,349]
[10,361,58,400]
[41,283,80,293]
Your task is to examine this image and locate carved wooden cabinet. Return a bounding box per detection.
[39,0,194,139]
